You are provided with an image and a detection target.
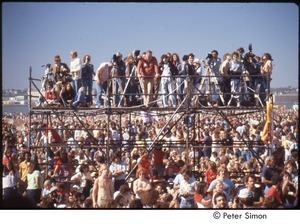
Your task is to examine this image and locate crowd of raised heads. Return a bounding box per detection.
[2,104,298,208]
[36,47,273,109]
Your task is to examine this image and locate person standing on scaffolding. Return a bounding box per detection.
[228,51,243,107]
[95,62,111,107]
[199,53,221,107]
[137,50,160,108]
[158,54,178,107]
[70,50,82,93]
[124,51,141,106]
[114,52,126,107]
[243,52,261,106]
[210,50,222,106]
[219,53,231,105]
[182,53,196,107]
[260,53,273,102]
[81,54,95,106]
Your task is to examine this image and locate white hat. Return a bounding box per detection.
[72,185,82,192]
[193,58,201,64]
[49,186,58,194]
[238,188,252,199]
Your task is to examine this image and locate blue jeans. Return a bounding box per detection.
[151,165,165,177]
[161,79,176,106]
[112,77,125,106]
[96,81,108,106]
[26,189,41,204]
[179,197,195,208]
[72,91,87,108]
[3,186,19,200]
[72,79,82,93]
[176,77,184,101]
[230,78,242,103]
[82,78,93,103]
[241,150,252,162]
[203,147,211,158]
[234,148,241,158]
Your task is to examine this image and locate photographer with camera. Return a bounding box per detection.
[110,52,126,107]
[52,55,70,83]
[243,52,260,105]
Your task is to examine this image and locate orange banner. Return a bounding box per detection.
[261,100,273,144]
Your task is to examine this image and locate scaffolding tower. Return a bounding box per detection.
[28,66,269,181]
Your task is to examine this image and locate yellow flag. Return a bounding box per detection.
[261,100,273,144]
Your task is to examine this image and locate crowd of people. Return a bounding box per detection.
[36,47,273,109]
[2,101,298,208]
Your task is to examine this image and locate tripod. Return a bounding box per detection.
[196,64,225,106]
[247,84,264,107]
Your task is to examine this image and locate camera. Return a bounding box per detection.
[133,50,140,58]
[248,43,253,53]
[112,54,119,63]
[112,54,119,66]
[206,52,213,60]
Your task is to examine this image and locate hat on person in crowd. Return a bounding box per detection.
[49,186,58,194]
[70,50,77,55]
[237,188,252,199]
[72,185,82,192]
[238,188,255,207]
[54,55,61,61]
[194,58,201,64]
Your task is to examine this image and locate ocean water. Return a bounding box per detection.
[2,105,29,114]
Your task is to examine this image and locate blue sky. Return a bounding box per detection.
[2,2,299,89]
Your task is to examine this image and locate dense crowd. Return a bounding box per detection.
[2,103,298,208]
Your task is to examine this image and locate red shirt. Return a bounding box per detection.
[53,156,64,176]
[151,149,165,166]
[205,169,217,184]
[138,156,151,179]
[137,57,159,78]
[266,186,282,204]
[194,193,203,203]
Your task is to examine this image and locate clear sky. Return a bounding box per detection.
[2,2,299,89]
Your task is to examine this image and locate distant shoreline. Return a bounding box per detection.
[2,104,29,114]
